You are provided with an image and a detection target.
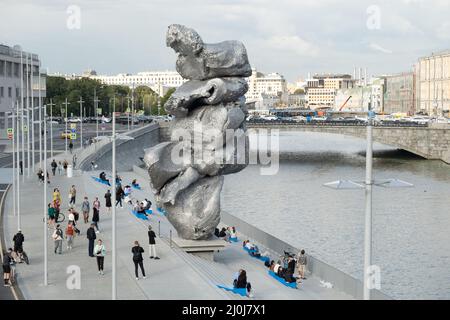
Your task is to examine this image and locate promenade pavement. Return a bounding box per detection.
[2,150,351,300]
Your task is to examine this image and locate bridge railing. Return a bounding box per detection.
[246,120,428,128]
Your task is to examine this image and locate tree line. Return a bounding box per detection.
[45,76,175,117]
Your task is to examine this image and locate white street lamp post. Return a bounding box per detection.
[63,98,70,154]
[324,105,413,300]
[48,100,55,158]
[43,103,48,286]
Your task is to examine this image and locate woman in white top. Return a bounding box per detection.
[94,239,106,275]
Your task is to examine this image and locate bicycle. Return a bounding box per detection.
[56,212,65,223]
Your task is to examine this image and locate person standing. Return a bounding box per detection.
[131,241,146,280]
[148,226,160,260]
[19,160,23,175]
[72,154,77,167]
[297,249,307,280]
[2,248,13,287]
[53,188,61,204]
[51,159,57,176]
[86,224,97,257]
[92,197,101,233]
[68,185,76,206]
[81,196,90,224]
[48,203,56,227]
[115,186,124,209]
[69,141,73,154]
[94,239,106,275]
[52,224,64,254]
[57,161,63,175]
[63,160,68,175]
[12,230,24,255]
[65,222,75,250]
[104,190,112,213]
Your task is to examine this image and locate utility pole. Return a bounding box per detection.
[94,90,100,140]
[48,99,55,158]
[78,96,85,149]
[111,96,117,300]
[11,109,16,218]
[30,54,35,173]
[26,53,31,178]
[131,83,135,130]
[16,101,21,226]
[126,95,130,131]
[20,50,25,182]
[63,98,70,154]
[43,102,48,286]
[38,64,42,168]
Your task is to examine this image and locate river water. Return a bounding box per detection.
[221,131,450,299]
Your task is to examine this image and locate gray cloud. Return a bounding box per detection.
[1,0,449,81]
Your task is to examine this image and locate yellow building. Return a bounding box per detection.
[415,50,450,116]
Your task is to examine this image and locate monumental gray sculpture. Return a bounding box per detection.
[144,24,251,240]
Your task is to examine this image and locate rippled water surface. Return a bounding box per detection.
[222,131,450,299]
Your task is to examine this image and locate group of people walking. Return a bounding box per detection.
[43,173,161,279]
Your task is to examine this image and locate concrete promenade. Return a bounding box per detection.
[1,158,351,299]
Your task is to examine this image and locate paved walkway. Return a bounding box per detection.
[2,159,351,299]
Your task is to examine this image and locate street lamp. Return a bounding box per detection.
[324,107,413,300]
[97,97,134,300]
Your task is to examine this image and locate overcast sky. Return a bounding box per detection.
[1,0,450,82]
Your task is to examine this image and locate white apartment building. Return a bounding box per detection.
[415,50,450,116]
[245,68,288,105]
[0,44,46,139]
[83,71,187,96]
[306,74,355,109]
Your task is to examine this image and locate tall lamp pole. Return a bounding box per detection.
[20,50,25,182]
[78,96,85,149]
[43,103,48,286]
[323,95,413,300]
[38,65,42,168]
[63,98,70,154]
[111,96,117,300]
[94,90,100,140]
[48,99,55,158]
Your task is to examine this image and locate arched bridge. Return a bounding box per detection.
[246,122,450,164]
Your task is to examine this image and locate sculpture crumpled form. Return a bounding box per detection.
[144,24,251,240]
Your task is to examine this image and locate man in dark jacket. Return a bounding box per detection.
[86,224,97,257]
[148,226,159,260]
[51,160,57,176]
[13,230,24,254]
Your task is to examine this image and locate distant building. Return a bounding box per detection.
[0,44,46,139]
[306,74,355,109]
[335,78,384,113]
[288,93,306,107]
[89,71,187,96]
[415,50,450,116]
[382,72,415,115]
[245,68,287,106]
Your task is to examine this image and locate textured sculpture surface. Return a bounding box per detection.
[144,24,251,240]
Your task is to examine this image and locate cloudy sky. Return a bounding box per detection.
[1,0,450,81]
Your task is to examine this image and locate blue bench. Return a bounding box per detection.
[92,176,111,186]
[145,209,153,215]
[216,285,247,297]
[268,270,297,289]
[230,236,239,243]
[131,210,149,221]
[132,184,142,190]
[243,246,270,263]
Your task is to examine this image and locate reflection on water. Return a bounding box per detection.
[222,131,450,299]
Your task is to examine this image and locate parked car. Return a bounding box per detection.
[60,130,72,139]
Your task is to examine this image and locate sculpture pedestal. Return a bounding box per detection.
[172,237,227,261]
